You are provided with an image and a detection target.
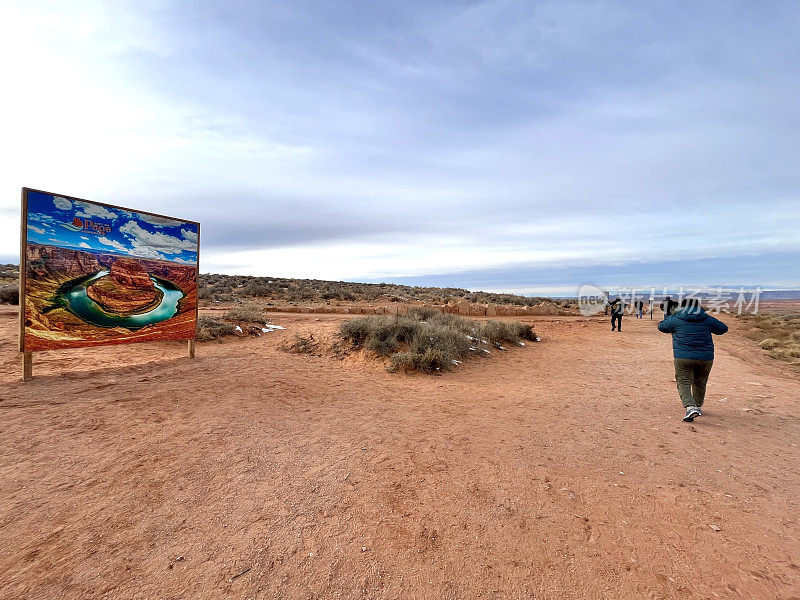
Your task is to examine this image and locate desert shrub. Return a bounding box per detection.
[366,334,400,356]
[505,321,538,341]
[225,305,267,322]
[340,313,536,373]
[415,348,447,373]
[739,312,800,368]
[388,352,418,372]
[0,285,19,305]
[197,316,236,340]
[339,317,377,344]
[409,322,471,358]
[408,306,440,320]
[244,283,271,296]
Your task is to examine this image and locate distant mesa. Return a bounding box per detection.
[86,258,162,315]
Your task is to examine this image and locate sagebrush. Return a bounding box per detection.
[339,308,537,373]
[740,313,800,367]
[197,316,237,341]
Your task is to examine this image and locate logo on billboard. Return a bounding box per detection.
[60,215,111,235]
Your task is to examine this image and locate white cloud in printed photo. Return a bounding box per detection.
[119,220,196,255]
[74,201,117,221]
[29,225,45,234]
[129,242,168,261]
[79,242,91,248]
[98,236,127,253]
[52,197,72,211]
[181,228,198,244]
[136,213,181,228]
[30,213,56,225]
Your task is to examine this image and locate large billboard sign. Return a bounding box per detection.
[20,188,199,352]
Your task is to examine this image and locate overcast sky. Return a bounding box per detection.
[1,0,798,294]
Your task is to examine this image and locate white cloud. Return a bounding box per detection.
[74,200,117,221]
[137,213,181,228]
[29,213,56,225]
[53,196,72,211]
[171,256,196,264]
[29,225,45,234]
[181,228,198,244]
[119,220,196,254]
[129,242,168,261]
[98,236,127,253]
[78,242,91,248]
[81,235,89,240]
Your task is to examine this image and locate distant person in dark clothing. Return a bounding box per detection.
[658,298,728,422]
[634,299,644,319]
[660,296,678,317]
[608,298,624,331]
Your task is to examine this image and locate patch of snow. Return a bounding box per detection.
[234,325,242,333]
[263,324,285,330]
[519,342,525,346]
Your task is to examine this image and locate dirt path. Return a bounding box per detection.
[1,309,799,599]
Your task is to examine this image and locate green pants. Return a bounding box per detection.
[674,358,714,408]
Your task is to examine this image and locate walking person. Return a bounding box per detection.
[608,297,624,332]
[634,298,644,319]
[660,296,678,317]
[657,298,728,422]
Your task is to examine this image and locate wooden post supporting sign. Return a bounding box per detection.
[22,352,32,381]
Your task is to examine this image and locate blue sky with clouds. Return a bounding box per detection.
[25,190,198,264]
[1,1,798,294]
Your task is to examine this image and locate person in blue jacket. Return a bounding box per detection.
[657,298,728,422]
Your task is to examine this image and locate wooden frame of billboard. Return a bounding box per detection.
[19,187,201,381]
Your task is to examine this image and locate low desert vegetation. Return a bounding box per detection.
[224,304,268,323]
[0,284,18,305]
[739,313,800,367]
[339,307,538,374]
[197,272,577,310]
[196,316,237,341]
[0,264,17,286]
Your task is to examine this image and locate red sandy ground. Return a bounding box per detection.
[0,307,799,599]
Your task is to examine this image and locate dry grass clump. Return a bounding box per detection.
[740,313,800,367]
[0,285,19,305]
[339,308,538,374]
[224,304,267,323]
[197,316,237,341]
